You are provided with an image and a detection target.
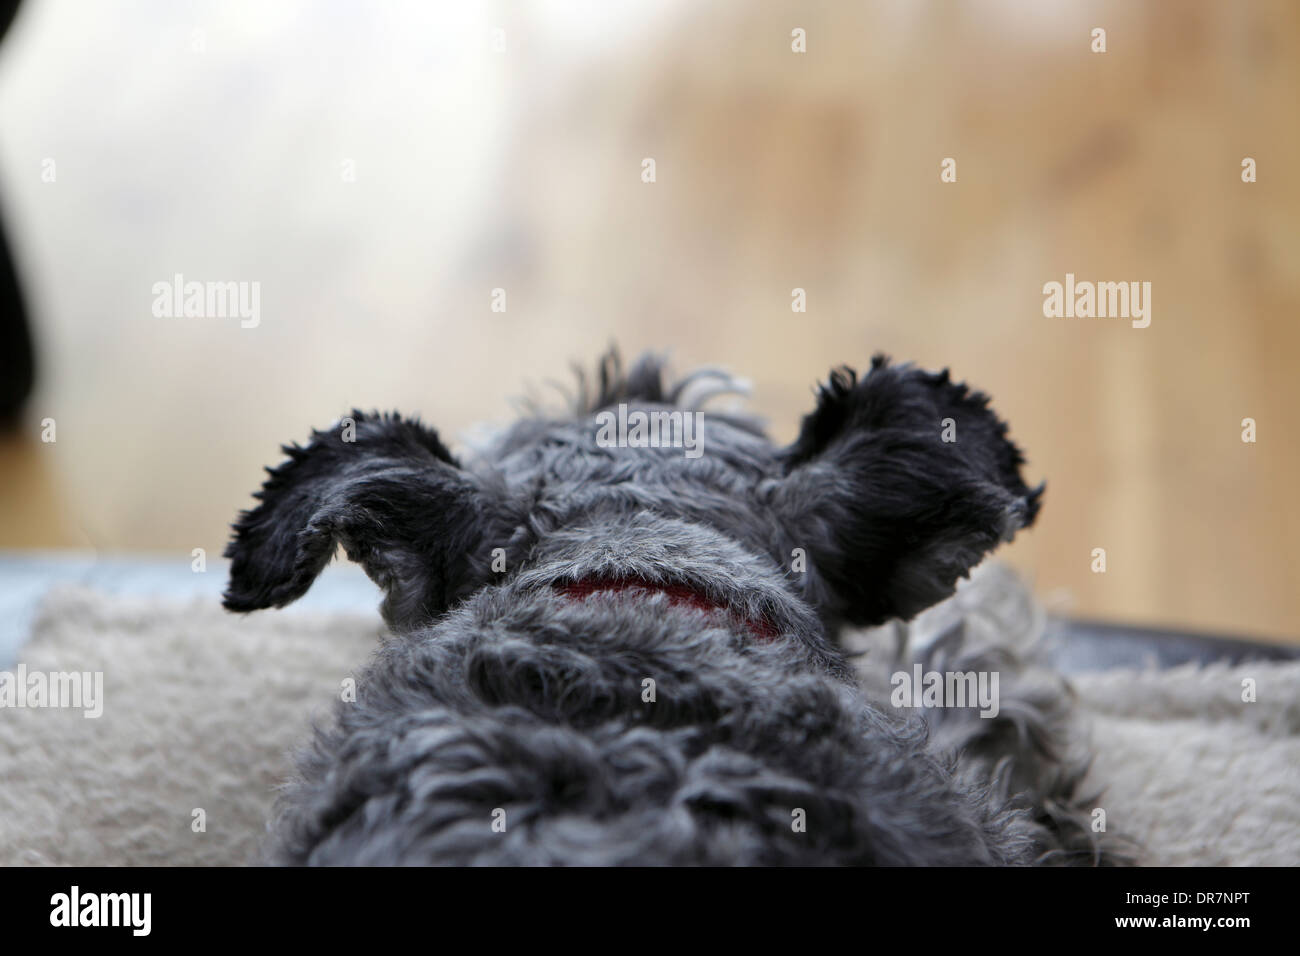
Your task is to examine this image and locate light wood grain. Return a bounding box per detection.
[0,0,1294,640]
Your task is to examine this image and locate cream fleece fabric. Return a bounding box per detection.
[0,588,378,866]
[0,586,1296,865]
[1072,663,1300,865]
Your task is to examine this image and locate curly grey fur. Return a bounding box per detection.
[225,350,1122,865]
[850,564,1134,865]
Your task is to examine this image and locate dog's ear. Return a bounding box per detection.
[223,411,500,627]
[773,356,1042,627]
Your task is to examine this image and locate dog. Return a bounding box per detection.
[223,351,1118,865]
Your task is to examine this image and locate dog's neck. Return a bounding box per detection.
[554,577,778,642]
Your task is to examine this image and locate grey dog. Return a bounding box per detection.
[224,351,1117,865]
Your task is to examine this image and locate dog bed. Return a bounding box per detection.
[1,575,1297,865]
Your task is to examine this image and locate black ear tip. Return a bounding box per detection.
[222,554,256,611]
[1024,481,1046,526]
[989,477,1043,543]
[1001,482,1045,537]
[220,586,256,613]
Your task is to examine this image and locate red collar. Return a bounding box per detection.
[555,577,778,642]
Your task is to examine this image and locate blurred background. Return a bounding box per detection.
[0,0,1295,641]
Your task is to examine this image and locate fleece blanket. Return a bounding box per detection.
[1,584,1297,866]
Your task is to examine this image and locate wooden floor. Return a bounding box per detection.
[0,0,1295,641]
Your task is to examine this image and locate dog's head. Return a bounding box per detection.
[223,351,1041,639]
